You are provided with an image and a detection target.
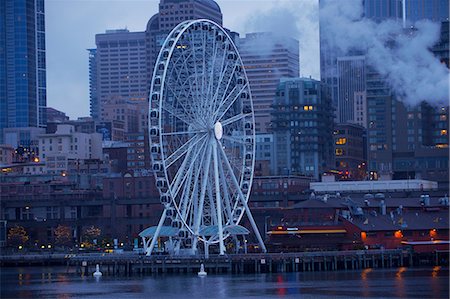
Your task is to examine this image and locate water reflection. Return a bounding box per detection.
[1,266,448,299]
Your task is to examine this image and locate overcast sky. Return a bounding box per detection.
[45,0,319,119]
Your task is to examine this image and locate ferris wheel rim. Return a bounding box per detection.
[148,19,256,243]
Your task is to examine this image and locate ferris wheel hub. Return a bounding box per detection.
[214,122,223,140]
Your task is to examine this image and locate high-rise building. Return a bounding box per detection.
[320,0,449,118]
[145,0,223,89]
[272,78,334,180]
[336,56,366,124]
[87,49,99,120]
[1,0,47,143]
[363,0,449,23]
[320,0,449,188]
[94,29,147,122]
[239,33,300,133]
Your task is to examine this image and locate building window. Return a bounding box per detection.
[335,148,344,156]
[336,138,347,145]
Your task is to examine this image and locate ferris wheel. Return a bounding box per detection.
[147,19,266,256]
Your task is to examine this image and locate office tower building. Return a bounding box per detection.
[1,0,47,143]
[94,29,147,122]
[272,78,334,180]
[364,0,449,23]
[336,56,366,124]
[145,0,223,92]
[88,49,99,120]
[239,33,300,133]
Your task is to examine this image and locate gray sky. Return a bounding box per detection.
[45,0,319,119]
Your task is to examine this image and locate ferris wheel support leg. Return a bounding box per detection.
[147,208,167,256]
[212,141,226,255]
[217,142,267,253]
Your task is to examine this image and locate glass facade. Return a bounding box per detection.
[0,0,47,143]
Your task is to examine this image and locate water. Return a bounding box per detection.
[1,266,448,298]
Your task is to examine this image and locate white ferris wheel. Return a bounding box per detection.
[146,19,266,256]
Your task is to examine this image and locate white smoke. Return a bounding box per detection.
[244,1,320,79]
[320,0,449,106]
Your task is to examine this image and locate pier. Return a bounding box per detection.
[1,249,447,276]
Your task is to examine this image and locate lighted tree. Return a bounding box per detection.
[8,225,29,247]
[83,225,101,246]
[54,225,72,247]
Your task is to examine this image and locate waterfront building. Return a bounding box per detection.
[0,0,47,143]
[272,78,334,180]
[239,32,300,133]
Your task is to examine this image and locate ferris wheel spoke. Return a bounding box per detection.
[205,36,219,121]
[165,84,201,126]
[220,113,252,126]
[209,42,227,110]
[165,134,206,168]
[162,101,196,126]
[170,137,208,201]
[215,83,249,122]
[221,134,247,145]
[193,142,213,236]
[217,145,234,225]
[212,65,236,116]
[162,130,206,136]
[180,139,208,221]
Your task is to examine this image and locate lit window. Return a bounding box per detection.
[336,138,347,145]
[335,148,344,156]
[440,130,447,136]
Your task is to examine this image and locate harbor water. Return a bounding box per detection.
[1,266,448,298]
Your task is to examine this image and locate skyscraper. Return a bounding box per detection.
[336,55,366,124]
[239,33,300,133]
[0,0,47,143]
[94,29,147,122]
[87,49,99,120]
[363,0,449,23]
[144,0,223,94]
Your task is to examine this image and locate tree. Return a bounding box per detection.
[83,225,101,246]
[54,225,72,247]
[8,225,29,247]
